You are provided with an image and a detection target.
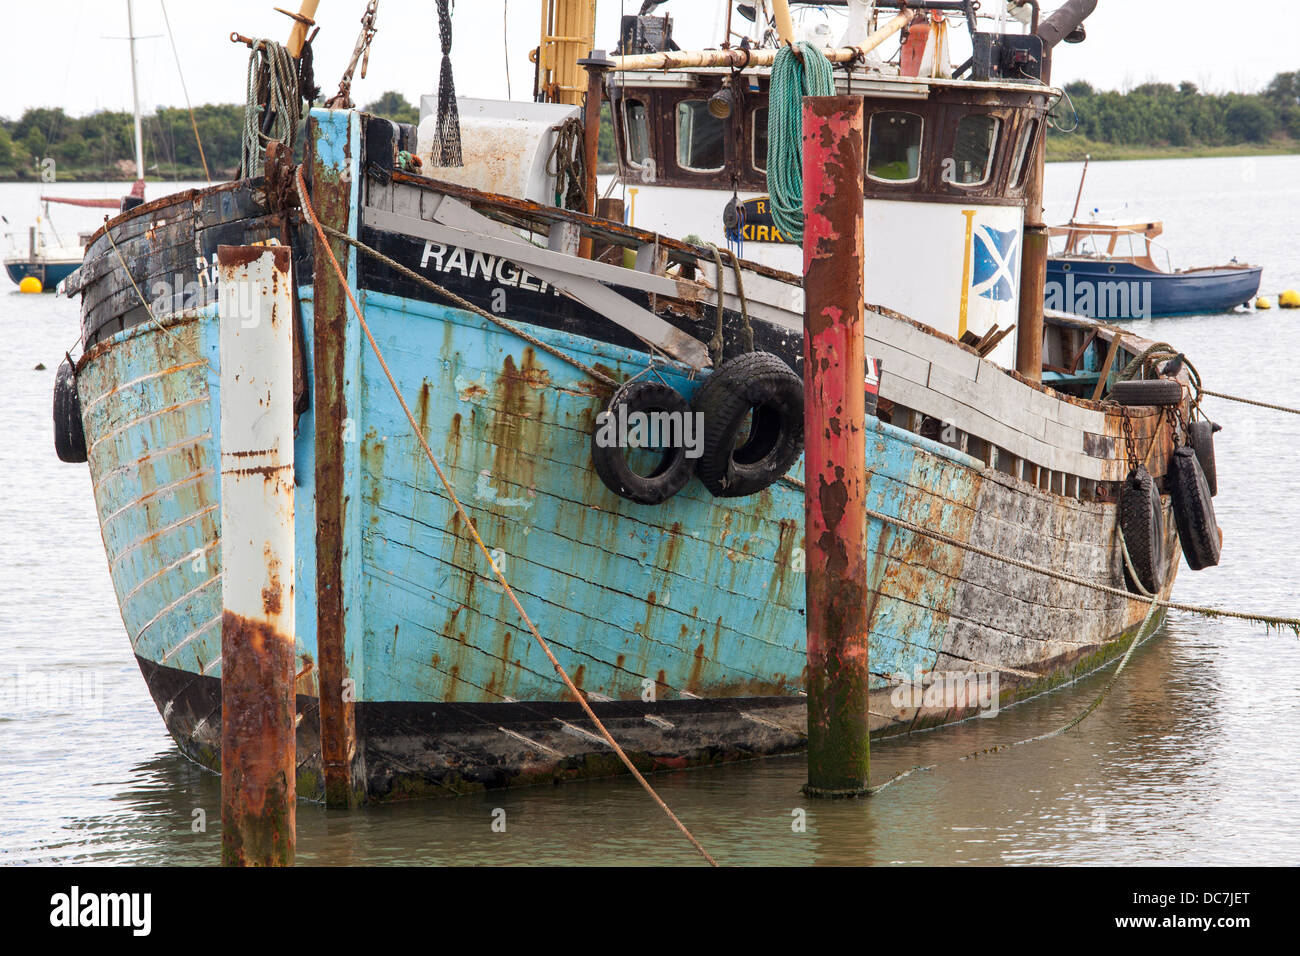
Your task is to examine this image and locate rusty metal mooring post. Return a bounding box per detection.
[310,112,366,809]
[801,96,871,797]
[218,244,297,866]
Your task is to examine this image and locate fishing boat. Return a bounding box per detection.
[3,206,87,292]
[54,0,1223,801]
[1045,158,1263,318]
[3,188,146,293]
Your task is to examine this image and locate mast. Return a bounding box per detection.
[286,0,321,57]
[126,0,145,181]
[1062,153,1090,252]
[536,1,596,107]
[1070,155,1091,223]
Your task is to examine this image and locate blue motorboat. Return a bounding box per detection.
[1045,218,1262,319]
[3,210,87,293]
[4,258,82,291]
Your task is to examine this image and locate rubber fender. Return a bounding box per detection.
[1169,445,1222,571]
[53,358,88,464]
[1119,464,1166,595]
[590,380,696,505]
[690,351,804,498]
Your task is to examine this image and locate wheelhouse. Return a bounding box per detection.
[607,71,1050,207]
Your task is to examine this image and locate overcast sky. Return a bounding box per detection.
[2,1,1295,120]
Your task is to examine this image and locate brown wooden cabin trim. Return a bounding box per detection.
[606,74,1051,205]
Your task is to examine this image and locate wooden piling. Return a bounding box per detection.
[218,245,297,865]
[576,56,609,260]
[1016,129,1048,384]
[309,111,366,809]
[1018,0,1098,383]
[800,96,871,797]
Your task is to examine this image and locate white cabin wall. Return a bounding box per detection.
[618,184,1023,369]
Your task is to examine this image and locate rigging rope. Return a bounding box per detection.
[960,590,1162,761]
[548,116,587,210]
[765,42,834,244]
[1198,388,1300,416]
[241,39,302,177]
[160,0,210,181]
[705,243,755,364]
[296,167,714,865]
[1111,341,1300,416]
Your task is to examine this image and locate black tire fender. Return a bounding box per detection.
[1169,445,1222,570]
[1112,378,1184,407]
[53,358,88,464]
[590,380,696,505]
[1187,419,1219,497]
[1118,464,1166,595]
[690,351,804,498]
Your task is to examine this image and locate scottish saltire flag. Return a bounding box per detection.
[971,225,1020,301]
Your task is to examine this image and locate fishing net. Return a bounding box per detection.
[428,0,463,167]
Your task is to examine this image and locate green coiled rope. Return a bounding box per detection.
[765,42,835,244]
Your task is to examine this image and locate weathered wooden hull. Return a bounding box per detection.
[66,110,1184,801]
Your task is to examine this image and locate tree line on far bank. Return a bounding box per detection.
[1,73,1297,181]
[1054,72,1300,148]
[0,92,420,181]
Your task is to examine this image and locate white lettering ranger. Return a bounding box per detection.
[419,241,560,296]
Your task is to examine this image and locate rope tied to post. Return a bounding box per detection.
[765,42,835,244]
[1112,340,1300,416]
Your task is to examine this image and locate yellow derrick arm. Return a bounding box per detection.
[535,0,597,106]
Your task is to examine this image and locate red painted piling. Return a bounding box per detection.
[801,95,871,796]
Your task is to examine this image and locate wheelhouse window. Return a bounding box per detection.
[867,111,923,183]
[951,115,999,186]
[676,99,726,172]
[1012,118,1039,188]
[753,107,769,173]
[623,98,652,168]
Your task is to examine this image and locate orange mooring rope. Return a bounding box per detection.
[294,166,717,866]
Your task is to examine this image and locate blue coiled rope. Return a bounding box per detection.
[765,42,835,244]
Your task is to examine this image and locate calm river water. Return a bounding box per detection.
[2,157,1298,866]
